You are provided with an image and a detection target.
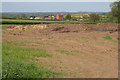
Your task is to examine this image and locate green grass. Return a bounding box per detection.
[102,35,118,43]
[112,40,118,43]
[2,59,61,78]
[3,41,52,59]
[1,19,107,25]
[103,36,112,40]
[13,42,26,46]
[2,41,64,78]
[56,49,70,55]
[2,19,79,24]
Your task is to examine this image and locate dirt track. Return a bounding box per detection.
[3,23,118,78]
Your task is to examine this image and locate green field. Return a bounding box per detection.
[2,41,64,78]
[1,19,103,25]
[2,19,79,24]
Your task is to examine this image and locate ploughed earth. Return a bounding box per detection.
[3,23,118,78]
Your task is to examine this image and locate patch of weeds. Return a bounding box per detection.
[36,42,49,45]
[118,41,120,44]
[103,36,112,40]
[3,41,26,46]
[80,37,89,39]
[31,44,37,46]
[3,44,52,59]
[32,52,52,57]
[56,49,70,55]
[103,36,118,43]
[13,42,26,46]
[2,59,63,78]
[3,41,13,45]
[112,40,118,43]
[32,58,39,61]
[68,38,73,40]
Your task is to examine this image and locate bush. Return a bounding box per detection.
[89,14,100,22]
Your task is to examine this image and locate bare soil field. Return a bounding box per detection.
[2,23,118,78]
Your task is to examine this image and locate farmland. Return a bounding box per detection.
[2,18,107,25]
[2,19,79,24]
[2,23,118,78]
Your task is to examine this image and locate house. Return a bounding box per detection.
[30,16,35,19]
[29,14,64,20]
[35,16,44,19]
[35,17,40,19]
[56,14,64,20]
[56,14,59,20]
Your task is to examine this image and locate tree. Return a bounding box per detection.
[107,1,120,22]
[89,14,100,22]
[65,14,72,20]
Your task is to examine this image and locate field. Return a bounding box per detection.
[2,19,79,24]
[2,19,104,25]
[2,23,118,78]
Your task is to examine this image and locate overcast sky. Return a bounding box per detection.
[2,2,112,12]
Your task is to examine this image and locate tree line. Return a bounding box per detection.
[65,1,119,23]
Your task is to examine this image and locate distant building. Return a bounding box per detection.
[30,16,35,19]
[56,14,59,20]
[56,14,64,20]
[35,16,44,19]
[39,16,45,19]
[29,14,64,20]
[35,17,40,19]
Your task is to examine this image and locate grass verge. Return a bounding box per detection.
[2,41,63,78]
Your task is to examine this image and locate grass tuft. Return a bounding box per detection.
[103,36,112,40]
[56,49,70,55]
[102,36,118,43]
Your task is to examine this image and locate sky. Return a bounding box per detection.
[1,0,116,2]
[2,2,113,12]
